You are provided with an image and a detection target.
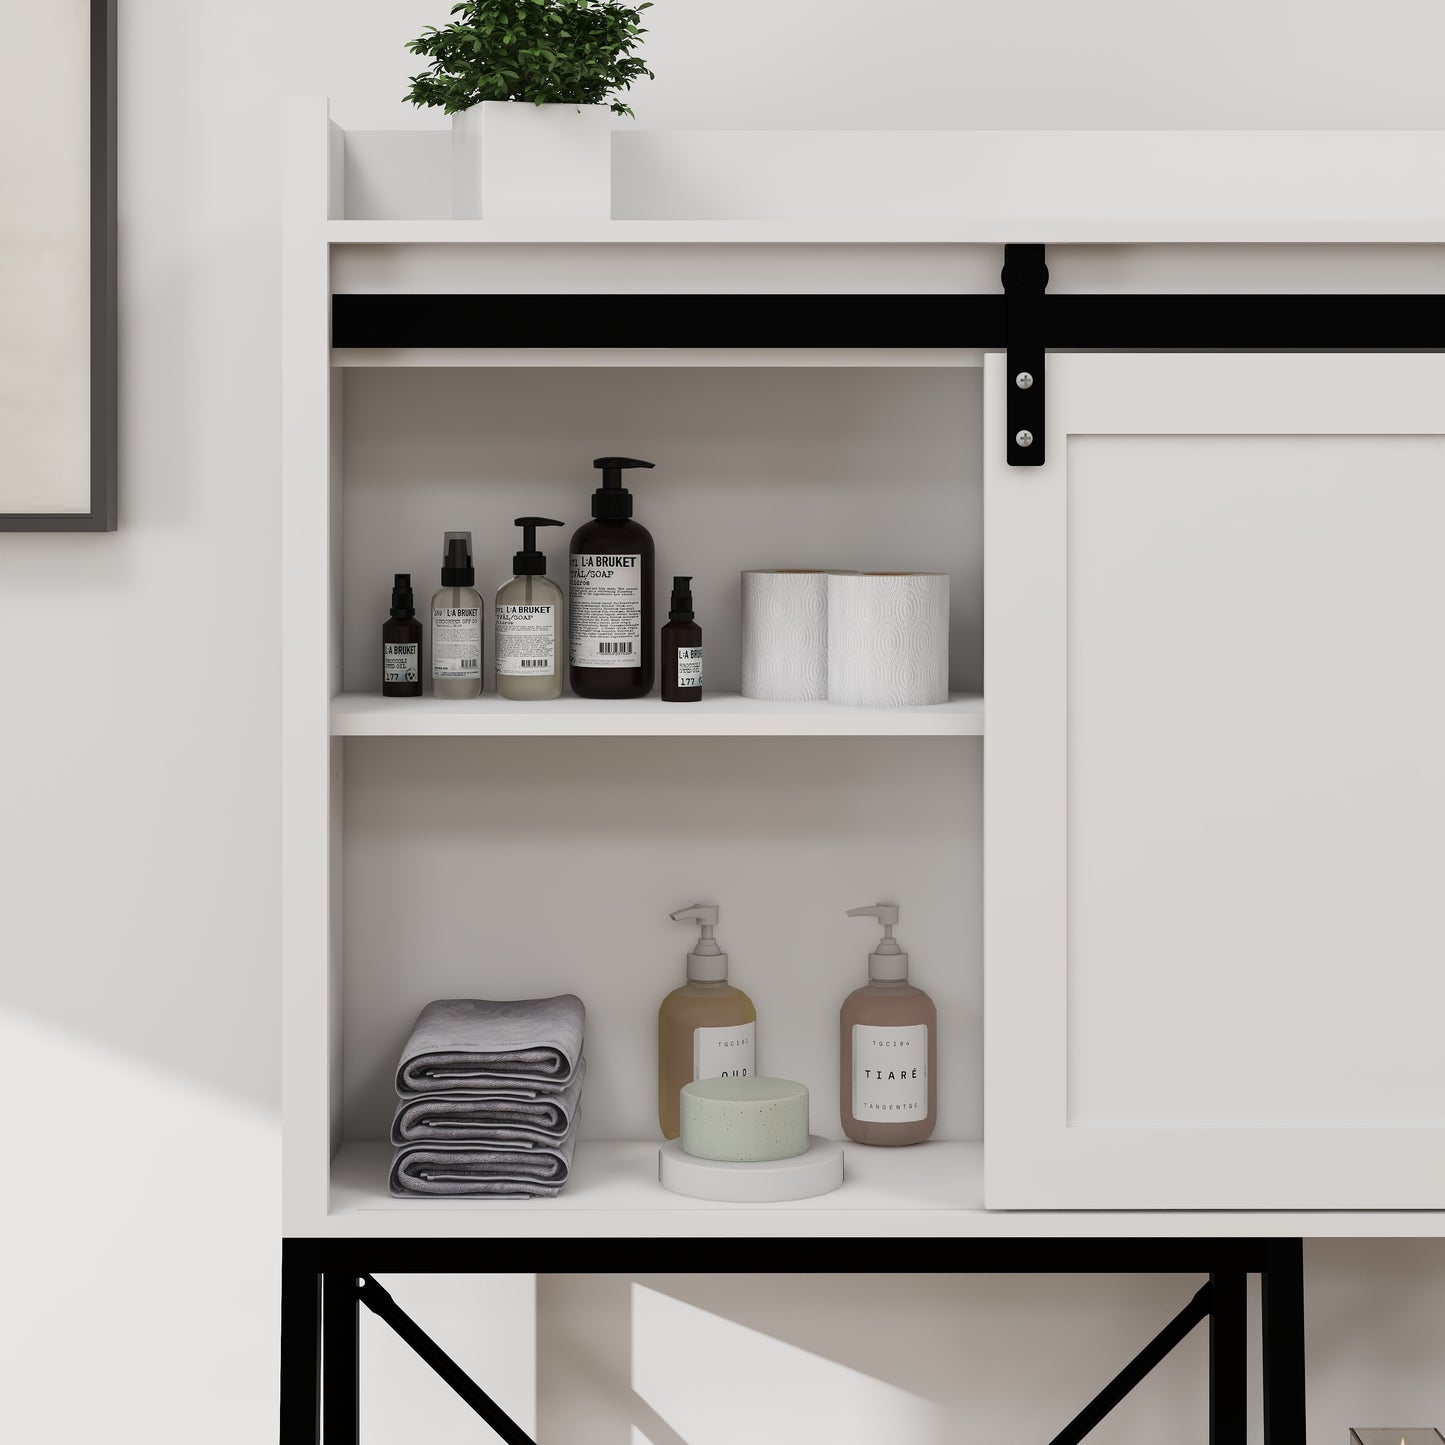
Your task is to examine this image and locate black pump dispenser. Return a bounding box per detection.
[513,517,563,575]
[590,456,654,519]
[669,575,694,619]
[389,573,415,617]
[440,533,474,587]
[571,455,656,699]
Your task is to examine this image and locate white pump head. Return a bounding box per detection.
[846,903,909,982]
[670,904,728,982]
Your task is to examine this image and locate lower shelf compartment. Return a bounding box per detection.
[331,1139,983,1234]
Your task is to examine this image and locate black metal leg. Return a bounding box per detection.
[1209,1271,1248,1445]
[322,1269,360,1445]
[280,1241,321,1445]
[1262,1241,1307,1445]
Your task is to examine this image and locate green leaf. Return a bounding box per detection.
[401,0,656,113]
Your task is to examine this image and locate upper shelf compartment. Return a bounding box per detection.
[314,104,1445,242]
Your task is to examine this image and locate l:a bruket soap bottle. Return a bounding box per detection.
[496,517,565,700]
[839,904,937,1145]
[661,574,702,702]
[432,531,484,699]
[381,573,423,697]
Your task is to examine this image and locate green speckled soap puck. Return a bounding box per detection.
[680,1075,810,1162]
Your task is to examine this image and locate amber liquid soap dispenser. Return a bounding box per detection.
[839,904,937,1145]
[569,456,656,699]
[657,905,757,1140]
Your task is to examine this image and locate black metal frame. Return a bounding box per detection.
[281,1237,1306,1445]
[1,0,117,531]
[329,288,1445,356]
[332,263,1445,468]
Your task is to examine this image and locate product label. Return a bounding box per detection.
[677,645,702,689]
[570,554,641,668]
[383,642,419,685]
[852,1024,929,1121]
[496,604,555,677]
[693,1021,756,1081]
[432,606,482,680]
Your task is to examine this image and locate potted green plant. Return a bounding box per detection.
[405,0,654,220]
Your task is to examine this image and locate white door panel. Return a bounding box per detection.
[985,354,1445,1208]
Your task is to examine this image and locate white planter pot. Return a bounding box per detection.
[451,101,611,220]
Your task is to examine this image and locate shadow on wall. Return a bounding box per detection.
[536,1272,1214,1445]
[630,1283,946,1445]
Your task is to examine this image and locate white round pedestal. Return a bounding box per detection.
[657,1135,845,1203]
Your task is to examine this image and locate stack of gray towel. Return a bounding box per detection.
[388,995,586,1199]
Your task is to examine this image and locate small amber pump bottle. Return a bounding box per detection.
[657,905,757,1139]
[839,904,937,1145]
[661,575,702,702]
[381,573,423,697]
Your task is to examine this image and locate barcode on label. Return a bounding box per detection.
[521,659,546,669]
[462,659,478,669]
[599,642,633,655]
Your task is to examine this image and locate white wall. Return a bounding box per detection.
[3,2,1445,1442]
[536,1256,1445,1445]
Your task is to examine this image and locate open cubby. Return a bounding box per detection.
[320,361,988,1227]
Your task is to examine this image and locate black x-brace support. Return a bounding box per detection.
[355,1274,537,1443]
[281,1237,1306,1445]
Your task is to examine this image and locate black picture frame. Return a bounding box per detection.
[1,0,117,531]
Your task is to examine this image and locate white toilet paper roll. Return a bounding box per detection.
[741,571,837,702]
[827,572,950,707]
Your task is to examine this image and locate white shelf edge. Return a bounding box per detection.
[330,691,984,738]
[324,219,1445,246]
[319,1140,1445,1239]
[331,347,983,369]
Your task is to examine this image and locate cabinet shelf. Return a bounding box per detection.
[331,348,982,370]
[330,1140,981,1236]
[325,1141,1445,1238]
[330,691,984,738]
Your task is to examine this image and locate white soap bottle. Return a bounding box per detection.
[495,517,565,701]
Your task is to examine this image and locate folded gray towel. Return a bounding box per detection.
[395,995,585,1096]
[389,1129,579,1198]
[390,1058,586,1146]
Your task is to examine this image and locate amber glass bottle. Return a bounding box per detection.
[381,574,423,697]
[658,906,756,1139]
[661,575,702,702]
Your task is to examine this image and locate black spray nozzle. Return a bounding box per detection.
[440,530,475,588]
[591,456,654,518]
[390,573,415,616]
[513,516,564,575]
[669,575,694,617]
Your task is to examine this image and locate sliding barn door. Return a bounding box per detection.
[985,353,1445,1208]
